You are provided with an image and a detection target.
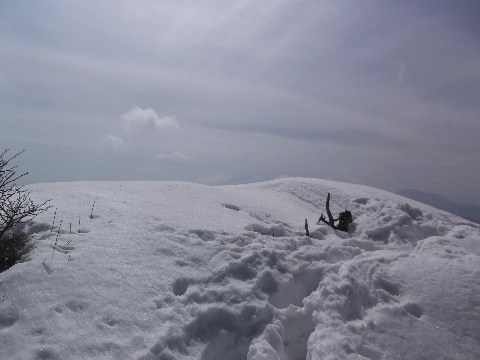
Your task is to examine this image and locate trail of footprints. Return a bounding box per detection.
[148,204,426,359]
[23,202,426,359]
[24,218,92,275]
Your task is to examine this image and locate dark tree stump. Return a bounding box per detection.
[317,193,352,232]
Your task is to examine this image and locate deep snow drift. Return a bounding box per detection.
[0,178,479,360]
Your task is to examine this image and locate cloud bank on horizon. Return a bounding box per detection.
[1,1,479,203]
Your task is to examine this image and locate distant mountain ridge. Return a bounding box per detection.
[397,189,480,224]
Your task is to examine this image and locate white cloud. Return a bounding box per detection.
[102,134,124,148]
[155,151,190,161]
[121,106,179,132]
[197,171,233,186]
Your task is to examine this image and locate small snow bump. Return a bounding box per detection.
[227,261,257,281]
[254,270,279,295]
[24,221,51,235]
[374,277,401,296]
[246,223,288,237]
[39,232,55,240]
[157,348,177,360]
[398,203,423,220]
[366,226,391,243]
[189,229,217,241]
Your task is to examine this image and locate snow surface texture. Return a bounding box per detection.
[1,178,479,360]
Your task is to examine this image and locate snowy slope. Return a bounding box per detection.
[0,178,479,360]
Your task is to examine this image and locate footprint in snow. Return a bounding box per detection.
[172,277,196,296]
[0,312,19,329]
[222,203,241,211]
[403,302,424,318]
[42,261,53,275]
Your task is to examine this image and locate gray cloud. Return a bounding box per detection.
[1,0,480,204]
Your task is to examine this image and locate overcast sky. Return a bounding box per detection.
[1,1,480,204]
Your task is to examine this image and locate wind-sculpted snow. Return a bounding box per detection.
[0,178,479,359]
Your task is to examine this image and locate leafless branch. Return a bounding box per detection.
[0,149,51,240]
[317,192,352,232]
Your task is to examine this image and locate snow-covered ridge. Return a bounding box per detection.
[1,178,479,359]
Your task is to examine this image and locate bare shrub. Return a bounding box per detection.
[0,149,50,271]
[0,228,30,272]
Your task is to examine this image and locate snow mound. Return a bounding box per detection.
[0,178,479,359]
